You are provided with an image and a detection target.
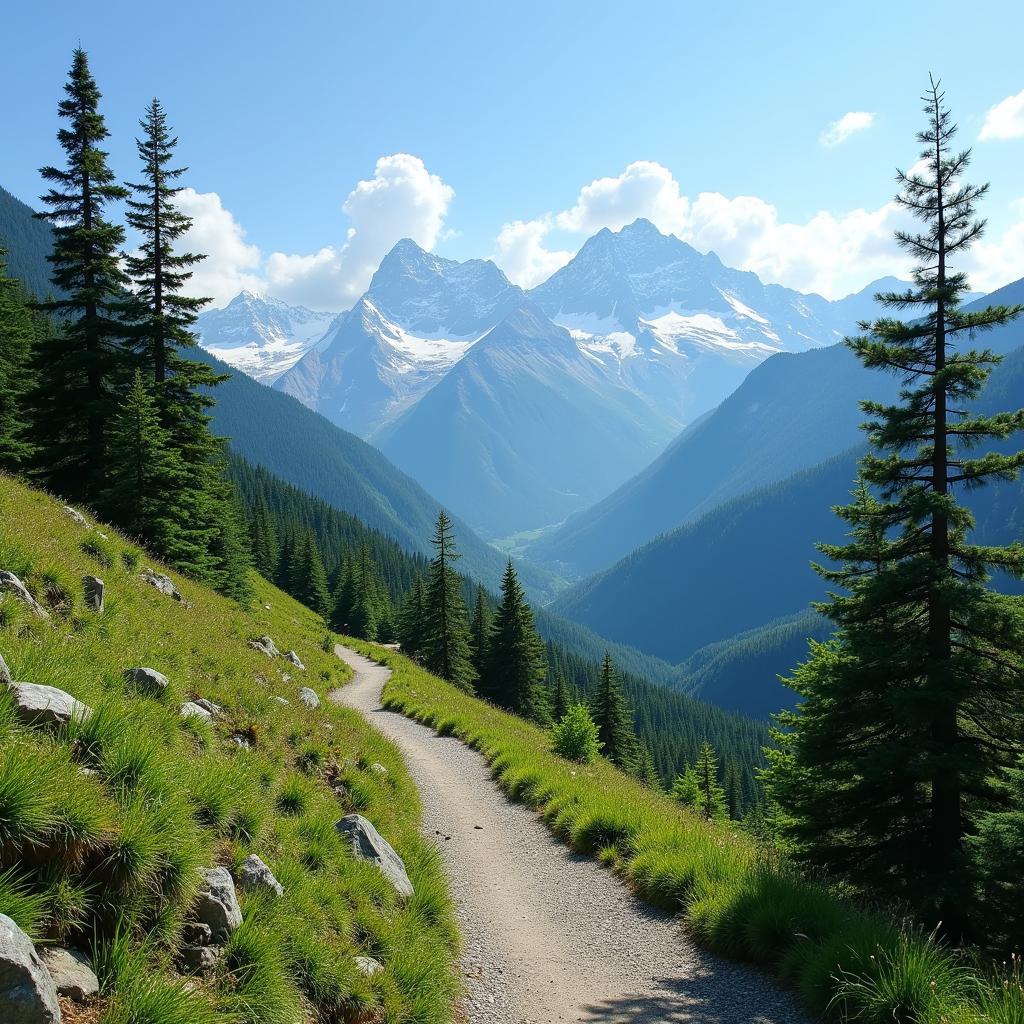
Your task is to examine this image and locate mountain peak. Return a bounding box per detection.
[617,217,663,238]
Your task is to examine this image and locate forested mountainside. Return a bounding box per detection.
[530,278,1024,578]
[0,186,61,300]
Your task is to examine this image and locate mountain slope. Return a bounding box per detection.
[531,278,1024,577]
[196,290,334,383]
[0,185,61,299]
[376,303,676,537]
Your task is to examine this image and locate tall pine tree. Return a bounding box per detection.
[469,585,492,687]
[486,560,550,723]
[592,653,641,772]
[766,78,1024,938]
[32,49,132,500]
[397,574,427,660]
[422,511,476,691]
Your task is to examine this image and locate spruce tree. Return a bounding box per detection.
[766,79,1024,937]
[469,585,492,689]
[289,532,331,620]
[103,370,184,551]
[486,560,550,723]
[422,511,476,691]
[0,249,37,469]
[397,575,427,659]
[33,49,132,500]
[551,675,571,722]
[250,493,280,578]
[694,742,728,820]
[592,653,640,771]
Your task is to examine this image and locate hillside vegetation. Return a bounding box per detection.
[352,638,1024,1024]
[0,474,458,1023]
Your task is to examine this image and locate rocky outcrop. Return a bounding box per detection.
[192,698,221,716]
[248,635,281,659]
[283,650,305,670]
[38,947,98,1003]
[192,867,243,942]
[7,683,91,729]
[237,855,283,897]
[0,571,49,619]
[180,701,212,720]
[62,506,89,527]
[0,913,60,1024]
[82,576,104,613]
[124,667,169,694]
[297,687,320,709]
[140,568,183,602]
[335,814,414,898]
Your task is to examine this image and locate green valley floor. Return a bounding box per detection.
[332,645,805,1024]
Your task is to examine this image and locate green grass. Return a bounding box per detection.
[349,636,1010,1024]
[0,474,458,1023]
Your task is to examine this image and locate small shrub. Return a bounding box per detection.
[551,703,601,764]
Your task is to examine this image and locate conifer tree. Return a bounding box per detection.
[250,493,280,578]
[103,370,184,551]
[397,575,427,659]
[766,79,1024,937]
[550,675,571,723]
[0,250,37,470]
[289,531,331,620]
[422,511,476,691]
[694,742,728,820]
[469,585,492,689]
[486,560,550,723]
[32,49,132,500]
[592,653,640,771]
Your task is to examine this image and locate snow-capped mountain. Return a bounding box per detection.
[274,240,524,436]
[196,291,335,384]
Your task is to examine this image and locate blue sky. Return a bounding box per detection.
[3,0,1024,308]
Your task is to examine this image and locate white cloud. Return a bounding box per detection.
[174,188,263,307]
[820,111,876,147]
[979,88,1024,141]
[555,160,689,235]
[491,217,572,288]
[179,154,455,312]
[968,198,1024,292]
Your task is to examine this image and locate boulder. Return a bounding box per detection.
[297,687,320,709]
[177,944,221,974]
[82,576,104,613]
[354,955,383,977]
[38,947,98,1003]
[283,650,305,670]
[140,568,183,601]
[192,698,221,716]
[0,913,60,1024]
[62,505,89,527]
[180,922,212,947]
[248,635,281,659]
[0,652,10,687]
[193,867,242,942]
[180,701,212,721]
[335,814,414,898]
[236,855,283,897]
[8,683,91,729]
[124,667,168,694]
[0,571,49,620]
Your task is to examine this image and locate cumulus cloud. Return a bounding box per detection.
[968,198,1024,292]
[820,111,876,147]
[491,217,573,288]
[180,154,455,311]
[979,88,1024,141]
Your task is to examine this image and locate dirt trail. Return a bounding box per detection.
[331,644,805,1024]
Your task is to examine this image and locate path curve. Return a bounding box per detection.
[331,645,805,1024]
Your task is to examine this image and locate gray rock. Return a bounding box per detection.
[193,698,221,716]
[0,913,60,1024]
[180,701,212,721]
[231,734,251,749]
[283,650,305,670]
[297,687,320,709]
[180,922,212,947]
[354,954,383,976]
[140,568,183,601]
[0,652,10,687]
[370,762,389,777]
[335,814,414,898]
[7,683,91,729]
[0,571,48,620]
[236,855,283,897]
[38,947,98,1003]
[124,667,168,694]
[62,505,89,527]
[177,944,221,974]
[193,867,243,942]
[272,696,290,706]
[82,575,104,613]
[248,635,281,659]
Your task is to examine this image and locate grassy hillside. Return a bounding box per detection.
[353,639,1022,1024]
[0,474,458,1023]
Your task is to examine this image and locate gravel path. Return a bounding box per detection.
[331,645,805,1024]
